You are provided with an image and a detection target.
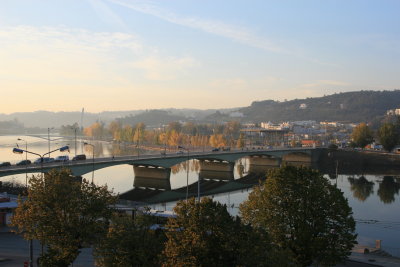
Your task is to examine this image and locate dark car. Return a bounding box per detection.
[16,160,31,166]
[34,157,55,164]
[211,148,219,152]
[72,154,86,161]
[0,162,11,167]
[54,155,69,162]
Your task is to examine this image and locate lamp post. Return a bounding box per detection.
[70,126,78,157]
[17,138,28,187]
[84,142,95,183]
[12,145,69,267]
[178,146,196,201]
[47,127,54,158]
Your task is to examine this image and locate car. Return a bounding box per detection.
[72,154,86,161]
[16,160,31,166]
[176,151,184,155]
[0,162,11,168]
[211,148,219,152]
[34,158,54,164]
[54,155,69,162]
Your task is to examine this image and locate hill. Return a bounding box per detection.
[205,90,400,123]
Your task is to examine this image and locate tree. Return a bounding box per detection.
[162,197,286,267]
[94,212,166,267]
[351,123,373,148]
[377,176,400,204]
[11,169,117,267]
[378,122,399,152]
[348,176,374,202]
[240,166,357,267]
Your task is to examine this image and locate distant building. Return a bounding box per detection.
[386,108,400,116]
[229,111,244,118]
[260,121,290,130]
[299,103,307,109]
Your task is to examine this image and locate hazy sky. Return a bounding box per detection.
[0,0,399,113]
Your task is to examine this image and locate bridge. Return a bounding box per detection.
[0,147,324,178]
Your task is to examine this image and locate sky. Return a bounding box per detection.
[0,0,399,113]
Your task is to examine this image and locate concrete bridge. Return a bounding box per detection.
[0,147,324,179]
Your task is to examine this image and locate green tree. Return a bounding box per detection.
[378,122,399,152]
[240,166,357,267]
[351,123,373,148]
[94,212,166,267]
[11,169,117,267]
[162,197,286,267]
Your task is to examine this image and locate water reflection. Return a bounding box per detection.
[348,176,374,202]
[377,176,400,204]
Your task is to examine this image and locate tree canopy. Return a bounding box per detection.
[162,197,288,267]
[94,212,166,267]
[351,123,374,148]
[11,169,117,267]
[240,166,357,267]
[378,122,400,152]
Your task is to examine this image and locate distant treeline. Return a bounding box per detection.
[0,119,44,134]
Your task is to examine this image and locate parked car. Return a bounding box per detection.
[34,157,54,164]
[16,160,31,166]
[211,148,219,152]
[54,155,69,162]
[0,162,11,167]
[72,154,86,161]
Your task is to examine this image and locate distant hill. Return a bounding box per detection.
[206,90,400,123]
[0,90,398,130]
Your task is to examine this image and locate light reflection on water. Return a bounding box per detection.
[1,136,400,256]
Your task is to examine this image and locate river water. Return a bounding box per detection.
[1,135,399,256]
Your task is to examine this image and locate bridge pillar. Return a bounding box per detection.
[199,160,235,172]
[133,165,171,190]
[198,160,234,181]
[247,155,281,174]
[248,155,281,166]
[282,152,312,167]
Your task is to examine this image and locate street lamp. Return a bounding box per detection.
[12,145,69,267]
[17,138,28,187]
[70,126,78,157]
[47,127,54,158]
[84,142,95,183]
[178,146,197,201]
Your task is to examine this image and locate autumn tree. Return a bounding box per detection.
[84,121,107,139]
[351,123,373,148]
[94,212,166,267]
[240,166,357,267]
[378,122,400,152]
[162,197,287,267]
[11,169,117,267]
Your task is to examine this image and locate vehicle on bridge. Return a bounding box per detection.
[72,154,86,161]
[54,155,69,162]
[34,158,54,164]
[0,162,11,168]
[16,160,31,166]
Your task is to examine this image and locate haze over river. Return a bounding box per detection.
[1,135,400,256]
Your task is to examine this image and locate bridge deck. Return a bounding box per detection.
[0,147,321,177]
